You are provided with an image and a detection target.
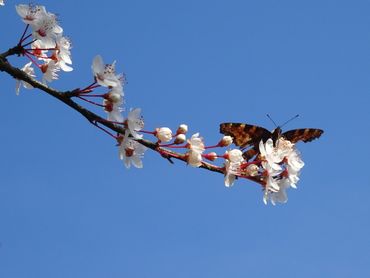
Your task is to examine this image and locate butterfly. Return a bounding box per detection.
[219,122,324,160]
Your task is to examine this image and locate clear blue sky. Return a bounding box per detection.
[0,1,369,277]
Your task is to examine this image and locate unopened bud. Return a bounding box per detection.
[174,134,186,144]
[203,152,217,161]
[155,127,173,142]
[246,164,259,177]
[176,124,188,135]
[218,136,233,147]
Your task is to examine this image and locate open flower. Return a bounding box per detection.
[223,149,244,187]
[127,108,144,139]
[16,4,63,48]
[51,36,73,72]
[15,62,35,94]
[104,99,123,122]
[40,60,60,83]
[31,12,63,48]
[118,133,147,169]
[186,133,205,167]
[259,139,283,173]
[92,55,121,88]
[16,4,47,26]
[263,178,295,205]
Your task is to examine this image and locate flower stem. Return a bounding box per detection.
[77,96,105,107]
[18,24,30,45]
[92,121,118,139]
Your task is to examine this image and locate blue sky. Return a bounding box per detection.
[0,0,369,277]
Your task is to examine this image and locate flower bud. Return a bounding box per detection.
[218,135,233,147]
[174,134,186,144]
[203,152,217,161]
[176,124,188,135]
[155,127,173,142]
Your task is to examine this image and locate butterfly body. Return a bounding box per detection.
[219,123,323,160]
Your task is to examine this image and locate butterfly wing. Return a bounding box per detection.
[282,128,324,143]
[219,123,271,148]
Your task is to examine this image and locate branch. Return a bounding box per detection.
[0,47,225,175]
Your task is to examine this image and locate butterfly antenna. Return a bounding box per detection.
[280,114,299,128]
[266,114,278,128]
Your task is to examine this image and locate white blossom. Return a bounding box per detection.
[16,4,47,26]
[226,149,244,163]
[263,178,293,205]
[104,99,123,122]
[0,0,5,6]
[41,60,60,83]
[15,62,35,95]
[118,133,147,169]
[52,36,73,72]
[30,40,49,61]
[92,55,121,88]
[259,139,283,174]
[186,133,205,167]
[224,160,238,187]
[31,12,63,48]
[224,149,244,187]
[127,108,144,139]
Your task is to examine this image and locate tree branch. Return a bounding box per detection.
[0,47,225,175]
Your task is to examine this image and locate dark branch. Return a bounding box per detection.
[0,47,225,175]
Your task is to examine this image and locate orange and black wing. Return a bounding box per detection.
[219,123,271,148]
[282,128,324,143]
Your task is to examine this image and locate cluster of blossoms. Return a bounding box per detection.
[78,55,146,169]
[15,4,72,92]
[8,4,310,205]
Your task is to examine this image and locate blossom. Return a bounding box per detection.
[0,0,4,6]
[224,149,244,187]
[275,137,294,160]
[224,160,238,187]
[118,133,147,169]
[226,149,244,163]
[126,108,144,139]
[15,62,35,95]
[16,4,63,48]
[259,139,282,174]
[30,40,48,61]
[104,99,123,122]
[155,127,173,142]
[263,178,293,205]
[186,133,205,167]
[285,148,304,187]
[31,12,63,48]
[51,36,73,72]
[16,4,47,26]
[92,55,121,88]
[40,60,60,83]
